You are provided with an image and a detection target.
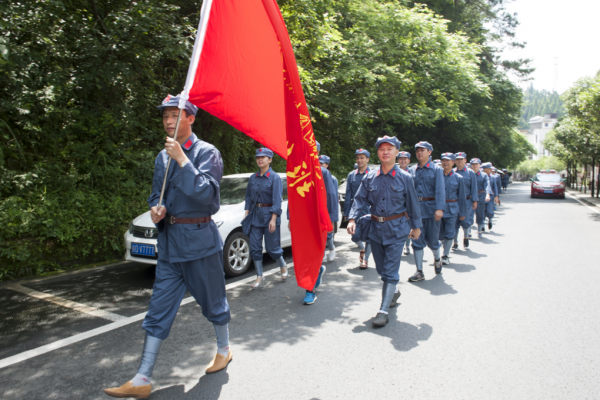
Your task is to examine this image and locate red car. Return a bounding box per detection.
[530,170,565,199]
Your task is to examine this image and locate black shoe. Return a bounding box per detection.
[451,243,459,250]
[408,270,424,282]
[372,312,389,327]
[441,255,450,265]
[464,238,469,248]
[404,247,410,255]
[434,259,442,274]
[482,227,485,232]
[488,221,492,230]
[389,291,401,308]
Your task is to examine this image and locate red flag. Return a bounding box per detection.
[184,0,332,289]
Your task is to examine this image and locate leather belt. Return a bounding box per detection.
[371,212,408,222]
[167,214,211,225]
[418,197,435,202]
[446,199,458,203]
[256,203,272,208]
[466,196,471,200]
[478,190,485,193]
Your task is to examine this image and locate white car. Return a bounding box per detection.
[124,173,340,277]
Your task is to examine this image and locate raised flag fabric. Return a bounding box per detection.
[180,0,332,290]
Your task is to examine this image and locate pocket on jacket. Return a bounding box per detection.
[184,223,216,250]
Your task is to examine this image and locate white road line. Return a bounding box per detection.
[0,242,355,369]
[565,192,600,214]
[6,284,126,322]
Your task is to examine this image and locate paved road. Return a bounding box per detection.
[1,183,600,399]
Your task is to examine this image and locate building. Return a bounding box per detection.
[525,113,558,160]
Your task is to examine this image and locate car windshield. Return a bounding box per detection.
[220,177,249,205]
[535,173,561,183]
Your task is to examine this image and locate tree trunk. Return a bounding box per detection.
[592,158,595,197]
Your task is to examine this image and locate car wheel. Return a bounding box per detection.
[223,232,251,277]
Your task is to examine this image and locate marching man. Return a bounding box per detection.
[104,95,232,399]
[344,149,372,269]
[452,152,478,249]
[347,136,422,327]
[408,141,445,282]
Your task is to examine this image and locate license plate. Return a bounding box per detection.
[131,243,155,257]
[544,190,554,194]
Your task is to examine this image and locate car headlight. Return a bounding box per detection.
[128,221,134,234]
[532,183,541,189]
[215,221,224,228]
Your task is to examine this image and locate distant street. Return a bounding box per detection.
[1,182,600,399]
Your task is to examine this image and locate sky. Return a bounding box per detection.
[498,0,600,94]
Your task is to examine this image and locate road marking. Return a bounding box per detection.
[0,242,356,369]
[565,192,600,214]
[6,284,126,322]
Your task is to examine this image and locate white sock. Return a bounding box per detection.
[131,373,151,387]
[378,310,388,315]
[217,346,230,357]
[395,285,399,293]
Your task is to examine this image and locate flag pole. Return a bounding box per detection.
[156,111,184,211]
[156,0,215,211]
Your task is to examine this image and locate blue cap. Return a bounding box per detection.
[316,141,321,152]
[157,94,198,116]
[355,148,371,158]
[491,167,497,172]
[319,155,331,164]
[255,148,274,158]
[466,163,472,168]
[354,163,358,169]
[455,152,467,159]
[415,141,433,151]
[441,152,455,161]
[470,158,481,164]
[481,162,493,169]
[433,159,441,164]
[375,136,401,149]
[397,151,411,159]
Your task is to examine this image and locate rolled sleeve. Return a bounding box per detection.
[458,177,467,218]
[269,175,283,216]
[470,172,478,200]
[244,176,253,211]
[349,179,369,221]
[344,172,353,217]
[404,174,423,229]
[484,174,493,196]
[434,167,446,211]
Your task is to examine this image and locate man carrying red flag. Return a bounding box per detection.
[104,96,232,399]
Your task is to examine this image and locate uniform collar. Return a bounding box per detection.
[377,164,399,177]
[445,171,453,177]
[256,167,273,178]
[417,161,432,169]
[355,166,369,175]
[181,132,198,151]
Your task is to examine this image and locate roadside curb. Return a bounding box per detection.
[565,189,600,209]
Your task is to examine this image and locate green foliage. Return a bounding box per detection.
[519,85,565,129]
[543,75,600,170]
[0,0,530,279]
[515,156,565,177]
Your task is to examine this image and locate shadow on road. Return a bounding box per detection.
[409,274,457,296]
[352,316,433,352]
[443,262,476,273]
[151,371,230,400]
